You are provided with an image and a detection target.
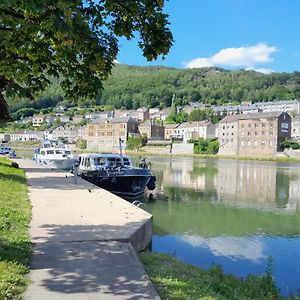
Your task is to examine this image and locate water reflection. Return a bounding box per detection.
[152,157,300,211]
[145,157,300,296]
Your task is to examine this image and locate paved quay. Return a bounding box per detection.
[17,159,159,300]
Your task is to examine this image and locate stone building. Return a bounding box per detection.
[86,116,138,152]
[291,115,300,142]
[218,112,291,156]
[164,124,180,140]
[32,115,46,127]
[138,120,164,139]
[218,115,240,155]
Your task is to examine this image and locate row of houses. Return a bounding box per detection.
[27,99,300,128]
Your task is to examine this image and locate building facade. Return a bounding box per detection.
[175,121,216,143]
[86,117,139,152]
[218,112,291,156]
[138,120,164,139]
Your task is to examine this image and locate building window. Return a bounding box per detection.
[241,132,244,137]
[262,131,265,135]
[255,131,258,136]
[248,123,251,128]
[241,141,244,146]
[248,140,250,146]
[270,123,273,128]
[270,131,273,136]
[262,123,266,128]
[241,124,245,129]
[269,140,273,146]
[248,132,251,136]
[261,140,265,145]
[232,125,234,129]
[254,141,257,146]
[255,123,258,128]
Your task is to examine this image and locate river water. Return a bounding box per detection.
[17,149,300,295]
[140,157,300,296]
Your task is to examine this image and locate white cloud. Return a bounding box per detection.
[185,43,277,72]
[180,235,265,262]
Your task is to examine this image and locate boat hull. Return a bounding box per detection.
[80,168,154,198]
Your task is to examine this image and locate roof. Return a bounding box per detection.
[220,112,289,123]
[219,115,241,123]
[238,111,286,120]
[177,121,211,129]
[164,124,180,129]
[78,153,130,159]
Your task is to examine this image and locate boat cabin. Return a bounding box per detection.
[78,153,132,172]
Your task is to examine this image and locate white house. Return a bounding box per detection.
[175,121,216,143]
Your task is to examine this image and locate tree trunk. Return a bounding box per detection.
[0,76,12,123]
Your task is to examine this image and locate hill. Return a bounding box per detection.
[7,65,300,115]
[100,65,300,109]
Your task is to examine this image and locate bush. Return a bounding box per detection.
[281,139,300,150]
[193,138,220,154]
[126,136,147,150]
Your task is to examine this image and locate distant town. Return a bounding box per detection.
[1,99,300,157]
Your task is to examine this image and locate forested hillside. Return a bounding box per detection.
[101,65,300,109]
[7,64,300,115]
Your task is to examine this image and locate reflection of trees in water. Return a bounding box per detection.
[191,164,218,177]
[163,186,217,202]
[147,196,300,237]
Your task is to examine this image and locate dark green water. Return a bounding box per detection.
[140,157,300,296]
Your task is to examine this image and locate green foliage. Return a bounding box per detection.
[76,138,87,150]
[188,108,207,121]
[95,65,300,110]
[193,138,220,154]
[165,111,188,124]
[280,139,300,150]
[126,136,147,150]
[140,252,282,300]
[0,158,31,299]
[0,1,173,120]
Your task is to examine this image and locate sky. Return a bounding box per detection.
[117,0,300,74]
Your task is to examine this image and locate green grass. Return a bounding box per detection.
[140,252,292,300]
[0,158,31,300]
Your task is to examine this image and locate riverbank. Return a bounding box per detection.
[0,157,31,299]
[126,149,300,163]
[140,252,285,299]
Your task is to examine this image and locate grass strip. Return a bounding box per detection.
[0,158,31,300]
[140,252,287,300]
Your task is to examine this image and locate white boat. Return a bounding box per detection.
[34,140,75,170]
[76,153,156,198]
[0,146,16,157]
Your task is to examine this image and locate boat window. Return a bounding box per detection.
[47,150,54,154]
[55,150,63,154]
[123,158,131,166]
[41,151,45,155]
[65,151,71,155]
[84,158,90,167]
[94,157,105,166]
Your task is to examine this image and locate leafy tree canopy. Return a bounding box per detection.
[0,0,173,121]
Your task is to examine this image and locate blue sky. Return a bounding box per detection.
[117,0,300,73]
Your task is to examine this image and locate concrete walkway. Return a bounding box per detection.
[17,159,159,300]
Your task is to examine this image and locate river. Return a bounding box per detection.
[140,156,300,296]
[16,149,300,295]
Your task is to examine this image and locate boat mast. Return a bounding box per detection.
[119,137,124,165]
